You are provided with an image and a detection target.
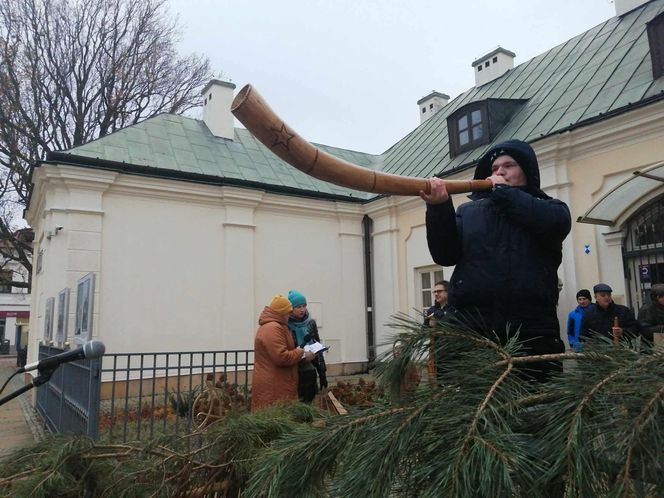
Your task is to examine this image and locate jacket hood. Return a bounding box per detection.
[473,139,550,199]
[259,306,288,326]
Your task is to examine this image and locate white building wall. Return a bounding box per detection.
[253,197,367,365]
[367,199,400,356]
[26,164,367,368]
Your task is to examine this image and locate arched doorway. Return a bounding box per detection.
[623,194,664,313]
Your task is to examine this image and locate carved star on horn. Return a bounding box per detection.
[270,123,295,150]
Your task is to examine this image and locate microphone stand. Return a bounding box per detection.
[0,368,56,407]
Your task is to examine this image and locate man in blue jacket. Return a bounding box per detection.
[420,139,571,382]
[567,289,594,351]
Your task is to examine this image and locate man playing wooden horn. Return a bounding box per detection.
[420,139,571,383]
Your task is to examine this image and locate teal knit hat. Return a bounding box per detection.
[288,289,307,307]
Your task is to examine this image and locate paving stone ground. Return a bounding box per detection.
[0,356,45,458]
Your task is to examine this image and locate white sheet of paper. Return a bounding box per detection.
[304,341,329,354]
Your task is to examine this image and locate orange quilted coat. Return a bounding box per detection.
[250,307,302,411]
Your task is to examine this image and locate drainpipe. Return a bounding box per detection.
[362,215,375,363]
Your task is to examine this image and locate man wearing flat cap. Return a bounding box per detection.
[421,139,571,382]
[580,283,639,342]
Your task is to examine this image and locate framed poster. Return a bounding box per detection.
[75,273,95,340]
[44,297,54,342]
[56,287,70,346]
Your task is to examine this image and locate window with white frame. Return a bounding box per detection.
[418,267,445,312]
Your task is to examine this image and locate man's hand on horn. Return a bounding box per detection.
[419,177,449,204]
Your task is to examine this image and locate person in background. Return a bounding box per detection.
[423,280,452,381]
[287,289,328,403]
[567,289,594,351]
[637,283,664,343]
[392,339,421,402]
[250,294,314,412]
[580,283,640,342]
[424,280,452,327]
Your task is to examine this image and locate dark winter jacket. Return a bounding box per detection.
[637,302,664,341]
[288,311,327,388]
[426,140,571,338]
[567,303,595,351]
[424,302,452,326]
[580,302,640,341]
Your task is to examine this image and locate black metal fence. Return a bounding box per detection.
[99,350,254,443]
[34,347,254,443]
[35,344,102,439]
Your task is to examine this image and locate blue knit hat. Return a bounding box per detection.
[288,289,307,307]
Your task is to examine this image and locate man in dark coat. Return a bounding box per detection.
[581,283,639,341]
[637,283,664,342]
[420,139,571,382]
[424,280,452,327]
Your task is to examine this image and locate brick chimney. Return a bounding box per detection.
[472,47,516,87]
[201,79,236,140]
[417,91,450,124]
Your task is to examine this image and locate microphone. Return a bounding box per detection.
[300,333,311,348]
[19,340,106,373]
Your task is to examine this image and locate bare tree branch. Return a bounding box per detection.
[0,0,214,290]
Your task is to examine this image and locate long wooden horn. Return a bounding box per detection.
[231,84,492,196]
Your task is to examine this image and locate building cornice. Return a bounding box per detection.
[535,100,664,163]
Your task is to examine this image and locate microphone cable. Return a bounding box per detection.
[0,368,21,395]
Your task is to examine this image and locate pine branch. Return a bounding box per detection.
[2,317,663,497]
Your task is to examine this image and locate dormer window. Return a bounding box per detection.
[448,104,488,155]
[447,98,527,157]
[647,12,664,79]
[458,110,483,146]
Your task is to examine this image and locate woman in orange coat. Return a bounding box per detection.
[250,295,315,411]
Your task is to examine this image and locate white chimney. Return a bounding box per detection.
[614,0,649,16]
[417,91,450,124]
[472,47,516,87]
[201,79,236,140]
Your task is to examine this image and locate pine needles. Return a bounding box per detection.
[0,403,316,497]
[247,315,664,498]
[1,316,663,497]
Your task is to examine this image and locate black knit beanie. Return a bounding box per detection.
[576,289,592,300]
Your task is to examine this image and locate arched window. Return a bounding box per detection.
[624,194,664,311]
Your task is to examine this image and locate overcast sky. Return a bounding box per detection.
[170,0,617,154]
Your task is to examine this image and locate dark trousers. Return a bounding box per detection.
[516,335,565,383]
[299,369,318,403]
[434,312,565,384]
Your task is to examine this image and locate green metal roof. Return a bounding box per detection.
[60,116,379,200]
[382,0,664,179]
[55,0,664,201]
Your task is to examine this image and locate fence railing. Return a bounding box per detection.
[35,344,102,439]
[99,350,254,442]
